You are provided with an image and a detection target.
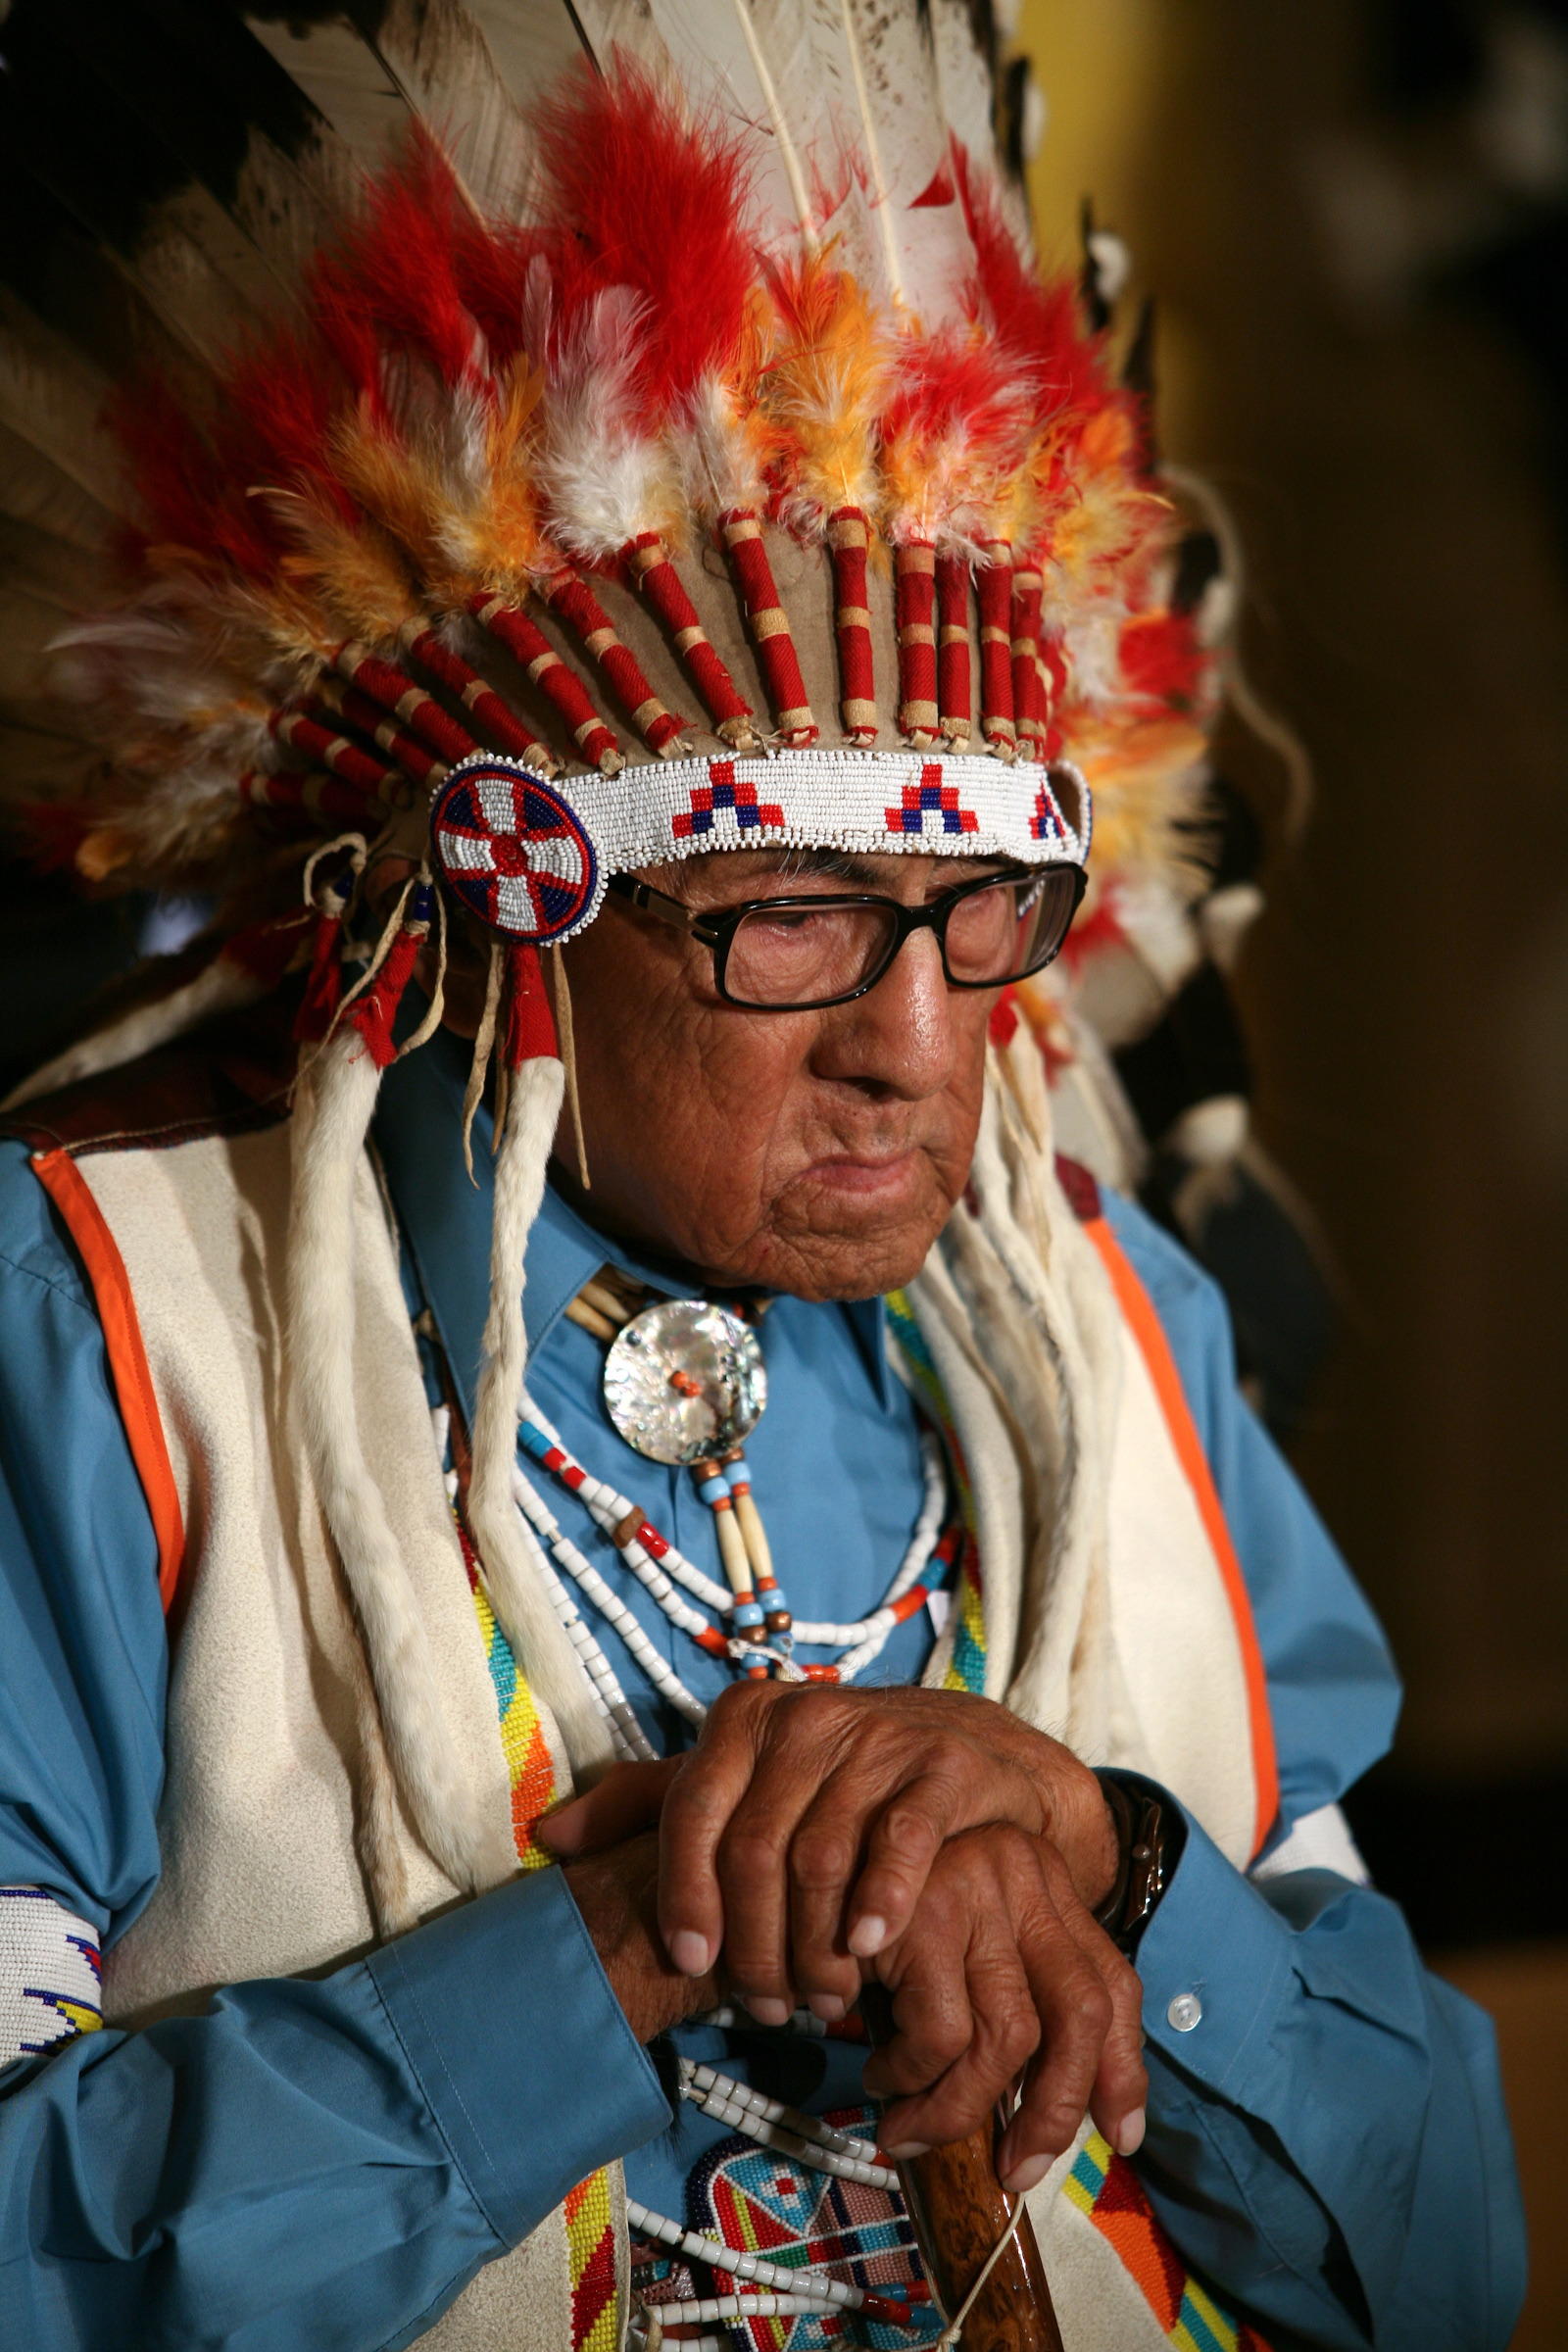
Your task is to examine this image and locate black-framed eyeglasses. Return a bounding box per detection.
[606,862,1087,1011]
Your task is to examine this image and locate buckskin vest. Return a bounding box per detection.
[6,1007,1277,2352]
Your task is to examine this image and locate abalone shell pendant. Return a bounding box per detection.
[602,1298,767,1466]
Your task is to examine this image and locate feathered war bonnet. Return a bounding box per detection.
[0,0,1222,1889]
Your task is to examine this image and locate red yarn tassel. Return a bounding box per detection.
[349,885,432,1069]
[402,624,558,774]
[934,555,972,749]
[293,863,357,1045]
[470,596,623,775]
[1010,564,1047,757]
[334,645,478,766]
[625,532,759,750]
[827,507,877,746]
[503,942,559,1065]
[894,540,939,749]
[975,545,1017,758]
[543,567,689,758]
[720,512,816,745]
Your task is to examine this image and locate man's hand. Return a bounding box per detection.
[864,1822,1147,2191]
[542,1685,1119,2025]
[564,1829,719,2043]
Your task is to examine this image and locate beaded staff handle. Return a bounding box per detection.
[860,1989,1064,2352]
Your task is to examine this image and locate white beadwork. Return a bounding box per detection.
[532,1545,655,1761]
[677,2059,897,2188]
[0,1886,102,2068]
[625,2202,875,2313]
[434,748,1092,946]
[514,1469,707,1730]
[644,2293,849,2326]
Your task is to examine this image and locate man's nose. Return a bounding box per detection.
[810,928,959,1098]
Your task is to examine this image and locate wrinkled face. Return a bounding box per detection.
[558,849,1004,1300]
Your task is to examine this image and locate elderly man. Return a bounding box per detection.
[0,8,1524,2350]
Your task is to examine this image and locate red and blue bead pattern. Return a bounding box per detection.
[672,759,786,840]
[430,758,600,943]
[884,762,980,837]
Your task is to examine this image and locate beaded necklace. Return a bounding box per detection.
[511,1273,962,1752]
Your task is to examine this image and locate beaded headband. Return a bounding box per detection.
[429,749,1090,947]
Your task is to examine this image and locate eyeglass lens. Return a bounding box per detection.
[721,868,1080,1008]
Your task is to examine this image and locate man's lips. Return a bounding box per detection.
[798,1148,922,1197]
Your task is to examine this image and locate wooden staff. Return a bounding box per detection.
[861,1988,1063,2351]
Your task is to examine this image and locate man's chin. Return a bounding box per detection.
[760,1176,958,1301]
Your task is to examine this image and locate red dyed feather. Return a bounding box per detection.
[1118,609,1202,708]
[111,373,276,580]
[219,329,358,529]
[881,328,1028,460]
[952,142,1102,417]
[527,61,757,414]
[314,130,486,395]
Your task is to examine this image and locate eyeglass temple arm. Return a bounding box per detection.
[608,873,713,940]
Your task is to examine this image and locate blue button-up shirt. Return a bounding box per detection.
[0,1030,1525,2350]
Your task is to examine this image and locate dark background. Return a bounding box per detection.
[1,0,1561,2329]
[1025,1,1568,2334]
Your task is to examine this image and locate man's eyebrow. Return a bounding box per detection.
[686,849,1003,891]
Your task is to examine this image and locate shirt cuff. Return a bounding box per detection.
[367,1866,671,2249]
[1134,1801,1294,2099]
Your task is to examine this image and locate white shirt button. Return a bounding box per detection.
[1167,1990,1203,2034]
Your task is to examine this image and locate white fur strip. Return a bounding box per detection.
[0,1886,102,2065]
[287,1031,503,1893]
[466,1054,613,1779]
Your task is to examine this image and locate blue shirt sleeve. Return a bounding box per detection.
[1102,1192,1526,2351]
[0,1146,669,2350]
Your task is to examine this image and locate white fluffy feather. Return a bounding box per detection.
[535,287,677,560]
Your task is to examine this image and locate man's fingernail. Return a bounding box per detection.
[743,1994,791,2027]
[1114,2107,1147,2157]
[1002,2153,1052,2195]
[808,1992,847,2022]
[884,2142,931,2161]
[848,1914,888,1959]
[668,1931,712,1977]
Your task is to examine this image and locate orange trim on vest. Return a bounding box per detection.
[31,1148,186,1614]
[1084,1212,1279,1859]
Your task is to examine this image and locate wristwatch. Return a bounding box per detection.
[1091,1771,1182,1958]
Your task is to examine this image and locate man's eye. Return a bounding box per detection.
[755,907,821,933]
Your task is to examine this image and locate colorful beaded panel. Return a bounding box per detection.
[1065,2132,1276,2352]
[884,1291,986,1696]
[564,2170,621,2352]
[470,1571,558,1869]
[651,2106,938,2351]
[466,1557,618,2344]
[0,1885,103,2066]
